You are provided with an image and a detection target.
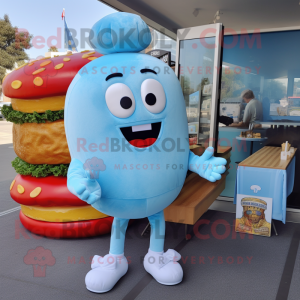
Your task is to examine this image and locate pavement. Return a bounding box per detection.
[0,143,18,211]
[0,120,13,145]
[0,124,300,300]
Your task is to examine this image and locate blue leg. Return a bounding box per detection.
[144,210,183,284]
[109,217,129,255]
[148,210,165,252]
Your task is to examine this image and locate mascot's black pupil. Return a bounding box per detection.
[145,93,156,106]
[120,97,132,109]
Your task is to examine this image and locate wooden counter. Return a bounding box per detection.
[239,146,297,170]
[164,146,231,225]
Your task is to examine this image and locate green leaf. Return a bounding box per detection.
[0,104,64,124]
[11,157,69,177]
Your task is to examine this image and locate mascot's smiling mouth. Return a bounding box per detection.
[120,122,161,148]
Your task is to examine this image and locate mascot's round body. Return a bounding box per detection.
[65,12,226,293]
[65,53,189,219]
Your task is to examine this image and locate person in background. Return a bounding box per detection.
[229,89,263,127]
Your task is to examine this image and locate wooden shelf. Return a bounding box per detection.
[164,173,226,225]
[189,145,232,158]
[164,146,231,225]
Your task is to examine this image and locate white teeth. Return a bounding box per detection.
[132,123,152,132]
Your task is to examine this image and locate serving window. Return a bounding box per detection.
[218,29,300,209]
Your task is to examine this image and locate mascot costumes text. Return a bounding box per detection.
[65,12,226,293]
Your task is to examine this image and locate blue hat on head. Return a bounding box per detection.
[89,12,152,54]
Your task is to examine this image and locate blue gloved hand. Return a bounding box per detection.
[67,159,101,205]
[188,147,227,182]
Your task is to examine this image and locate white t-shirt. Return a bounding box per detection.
[243,99,263,123]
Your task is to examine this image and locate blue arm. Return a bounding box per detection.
[188,147,227,182]
[67,159,101,205]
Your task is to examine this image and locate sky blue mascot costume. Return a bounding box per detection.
[65,12,226,293]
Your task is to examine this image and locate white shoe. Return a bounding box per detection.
[143,249,183,285]
[85,253,128,293]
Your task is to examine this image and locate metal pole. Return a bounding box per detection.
[272,221,278,236]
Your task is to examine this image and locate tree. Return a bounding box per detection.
[180,76,194,95]
[264,80,287,101]
[0,14,33,83]
[220,69,245,100]
[196,77,210,93]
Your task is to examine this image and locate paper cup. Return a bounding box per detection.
[281,151,287,160]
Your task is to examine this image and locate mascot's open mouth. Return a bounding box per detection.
[120,122,161,148]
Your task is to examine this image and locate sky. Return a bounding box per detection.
[1,0,116,60]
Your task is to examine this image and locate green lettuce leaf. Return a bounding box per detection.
[12,157,69,177]
[1,104,64,124]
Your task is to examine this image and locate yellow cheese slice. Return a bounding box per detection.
[20,205,108,222]
[11,96,65,113]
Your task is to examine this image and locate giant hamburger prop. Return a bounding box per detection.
[2,51,114,238]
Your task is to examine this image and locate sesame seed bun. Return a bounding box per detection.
[2,51,102,100]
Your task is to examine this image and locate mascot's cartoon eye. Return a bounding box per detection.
[120,97,132,109]
[141,79,166,113]
[105,83,136,118]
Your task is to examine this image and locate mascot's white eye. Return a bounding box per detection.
[141,79,166,114]
[105,83,135,118]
